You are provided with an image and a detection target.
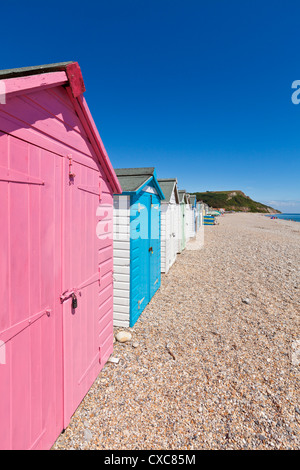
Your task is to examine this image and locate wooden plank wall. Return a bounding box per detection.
[113,195,131,327]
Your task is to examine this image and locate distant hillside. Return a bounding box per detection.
[193,190,281,214]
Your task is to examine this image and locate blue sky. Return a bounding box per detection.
[1,0,300,212]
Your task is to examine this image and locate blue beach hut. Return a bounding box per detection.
[113,168,165,327]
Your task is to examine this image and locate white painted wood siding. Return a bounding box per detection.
[160,204,170,273]
[176,204,182,253]
[113,195,131,327]
[186,205,195,240]
[190,207,196,238]
[160,196,179,273]
[169,204,177,269]
[185,205,191,243]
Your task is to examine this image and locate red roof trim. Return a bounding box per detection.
[65,63,86,98]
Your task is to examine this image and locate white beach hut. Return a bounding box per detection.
[189,195,197,238]
[158,178,180,274]
[178,190,189,253]
[185,194,194,241]
[196,202,204,230]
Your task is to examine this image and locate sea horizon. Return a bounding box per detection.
[268,213,300,223]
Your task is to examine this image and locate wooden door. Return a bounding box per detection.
[0,133,63,450]
[61,155,114,427]
[129,192,150,326]
[149,194,161,299]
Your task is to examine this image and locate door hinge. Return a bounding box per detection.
[138,297,145,310]
[99,179,102,201]
[68,155,76,179]
[0,307,51,344]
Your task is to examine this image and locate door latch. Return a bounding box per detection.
[72,293,78,310]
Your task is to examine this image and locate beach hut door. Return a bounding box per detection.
[62,158,104,428]
[149,195,161,298]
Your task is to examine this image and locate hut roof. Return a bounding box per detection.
[115,168,165,199]
[189,195,197,207]
[157,178,179,204]
[178,190,189,204]
[0,62,74,79]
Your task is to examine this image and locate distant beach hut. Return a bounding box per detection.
[196,202,203,231]
[157,178,180,274]
[178,190,189,252]
[203,203,210,215]
[189,195,197,235]
[113,168,165,327]
[186,194,196,240]
[185,193,191,243]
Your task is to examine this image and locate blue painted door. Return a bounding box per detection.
[129,191,161,326]
[149,194,161,298]
[130,192,150,326]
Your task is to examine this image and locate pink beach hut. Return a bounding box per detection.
[0,62,122,450]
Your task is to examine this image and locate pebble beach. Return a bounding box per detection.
[53,213,300,450]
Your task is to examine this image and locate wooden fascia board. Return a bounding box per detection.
[78,95,121,192]
[136,176,165,200]
[134,176,153,194]
[1,71,68,99]
[66,89,122,194]
[174,184,180,204]
[152,174,165,200]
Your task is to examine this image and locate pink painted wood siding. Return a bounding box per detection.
[62,156,113,426]
[0,84,114,449]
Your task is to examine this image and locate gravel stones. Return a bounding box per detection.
[53,213,300,451]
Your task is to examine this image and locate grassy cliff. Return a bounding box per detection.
[193,191,280,213]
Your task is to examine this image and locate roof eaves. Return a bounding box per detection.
[134,176,153,193]
[67,91,122,194]
[0,62,74,79]
[136,175,165,200]
[158,178,179,204]
[174,184,180,204]
[0,61,86,99]
[115,167,155,178]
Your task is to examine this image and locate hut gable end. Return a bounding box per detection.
[0,62,121,195]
